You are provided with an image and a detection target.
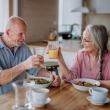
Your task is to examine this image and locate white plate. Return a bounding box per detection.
[71,78,100,92]
[87,96,110,106]
[24,76,52,88]
[32,97,51,107]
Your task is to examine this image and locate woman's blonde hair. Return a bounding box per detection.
[86,25,108,79]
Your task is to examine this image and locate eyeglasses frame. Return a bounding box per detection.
[81,36,93,44]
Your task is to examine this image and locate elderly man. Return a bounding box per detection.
[0,16,61,94]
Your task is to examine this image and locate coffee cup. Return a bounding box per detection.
[89,87,108,102]
[26,88,49,106]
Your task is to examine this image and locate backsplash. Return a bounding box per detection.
[20,0,58,43]
[83,14,110,36]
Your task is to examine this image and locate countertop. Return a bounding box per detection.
[27,39,83,52]
[27,39,110,52]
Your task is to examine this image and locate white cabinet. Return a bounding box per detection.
[44,51,76,67]
[61,51,77,67]
[87,0,110,13]
[63,0,82,25]
[44,51,77,76]
[29,46,77,75]
[96,0,110,13]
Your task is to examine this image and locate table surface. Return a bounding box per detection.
[0,81,110,110]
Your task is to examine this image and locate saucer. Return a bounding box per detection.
[87,96,110,106]
[31,97,51,107]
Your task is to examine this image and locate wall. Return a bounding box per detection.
[84,14,110,35]
[20,0,58,43]
[62,0,110,36]
[83,0,110,35]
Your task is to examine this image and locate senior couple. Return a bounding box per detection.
[0,16,110,95]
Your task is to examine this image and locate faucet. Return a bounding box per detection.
[72,23,79,29]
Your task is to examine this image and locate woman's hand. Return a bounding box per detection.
[45,45,62,57]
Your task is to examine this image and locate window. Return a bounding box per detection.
[0,0,9,32]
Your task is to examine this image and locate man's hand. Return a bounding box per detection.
[23,55,44,70]
[50,74,61,87]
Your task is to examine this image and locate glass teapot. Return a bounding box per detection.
[48,28,58,41]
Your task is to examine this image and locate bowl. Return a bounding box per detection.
[24,76,52,88]
[71,78,100,92]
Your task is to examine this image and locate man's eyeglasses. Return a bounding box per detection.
[81,36,93,44]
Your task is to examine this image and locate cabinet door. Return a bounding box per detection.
[96,0,110,13]
[63,0,82,25]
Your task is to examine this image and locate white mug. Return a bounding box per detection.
[89,87,108,102]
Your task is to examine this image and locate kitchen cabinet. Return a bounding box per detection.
[86,0,110,14]
[44,51,77,75]
[30,46,77,75]
[96,0,110,13]
[63,0,82,25]
[63,0,110,24]
[44,51,76,68]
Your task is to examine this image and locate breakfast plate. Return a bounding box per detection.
[87,96,110,106]
[24,76,52,88]
[71,78,100,92]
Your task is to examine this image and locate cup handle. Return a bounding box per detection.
[89,88,92,95]
[26,90,31,102]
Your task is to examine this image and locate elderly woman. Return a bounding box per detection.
[56,25,110,89]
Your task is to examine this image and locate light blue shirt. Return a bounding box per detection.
[0,37,42,95]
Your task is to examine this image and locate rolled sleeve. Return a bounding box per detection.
[26,67,44,76]
[0,81,14,95]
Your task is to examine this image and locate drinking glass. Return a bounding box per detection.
[12,80,35,110]
[48,41,59,59]
[32,47,45,67]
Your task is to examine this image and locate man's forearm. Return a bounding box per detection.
[37,68,50,78]
[0,63,26,85]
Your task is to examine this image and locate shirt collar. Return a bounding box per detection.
[0,37,19,50]
[0,37,7,48]
[82,48,86,52]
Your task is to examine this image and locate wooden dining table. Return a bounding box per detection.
[0,80,110,110]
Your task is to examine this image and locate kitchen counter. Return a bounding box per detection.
[27,39,83,52]
[27,39,110,52]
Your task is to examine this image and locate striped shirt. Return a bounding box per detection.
[65,48,110,81]
[0,37,42,94]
